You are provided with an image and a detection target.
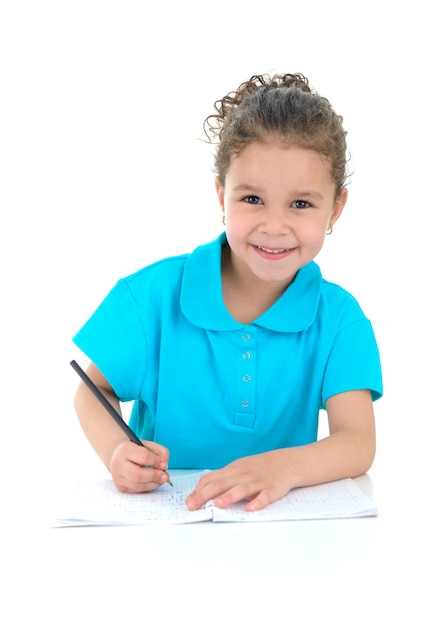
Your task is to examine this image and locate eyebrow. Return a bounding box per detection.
[232,184,325,201]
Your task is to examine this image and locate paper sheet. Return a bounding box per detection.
[53,472,211,526]
[52,472,376,527]
[211,477,377,522]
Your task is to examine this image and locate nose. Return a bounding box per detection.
[258,207,291,235]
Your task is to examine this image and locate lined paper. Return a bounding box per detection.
[212,477,377,522]
[52,472,376,527]
[53,472,212,526]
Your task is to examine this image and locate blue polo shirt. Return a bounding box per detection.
[73,233,382,469]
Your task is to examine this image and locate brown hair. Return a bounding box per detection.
[204,73,349,197]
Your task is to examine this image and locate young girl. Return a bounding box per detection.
[73,72,382,513]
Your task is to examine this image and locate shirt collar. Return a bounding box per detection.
[181,233,322,332]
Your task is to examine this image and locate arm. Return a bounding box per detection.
[73,362,170,493]
[185,389,375,512]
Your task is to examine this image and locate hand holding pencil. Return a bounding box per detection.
[71,360,173,488]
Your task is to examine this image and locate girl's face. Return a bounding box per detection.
[216,140,347,290]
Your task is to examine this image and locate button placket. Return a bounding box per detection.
[234,329,256,428]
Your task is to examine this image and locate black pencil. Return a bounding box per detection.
[70,359,172,486]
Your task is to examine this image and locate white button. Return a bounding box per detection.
[242,374,251,383]
[241,400,249,408]
[242,333,250,341]
[242,351,251,360]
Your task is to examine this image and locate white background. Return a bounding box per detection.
[1,1,441,623]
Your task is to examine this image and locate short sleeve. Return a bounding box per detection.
[321,316,383,407]
[72,279,147,400]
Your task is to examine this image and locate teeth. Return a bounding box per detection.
[258,246,289,254]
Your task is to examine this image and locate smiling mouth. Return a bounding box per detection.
[255,245,293,254]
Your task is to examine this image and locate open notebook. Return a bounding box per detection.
[52,471,377,527]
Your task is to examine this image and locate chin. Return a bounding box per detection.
[256,271,298,285]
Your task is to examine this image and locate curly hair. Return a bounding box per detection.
[204,73,349,197]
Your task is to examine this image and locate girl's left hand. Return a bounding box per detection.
[184,450,294,512]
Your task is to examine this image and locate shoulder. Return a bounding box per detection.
[122,234,224,290]
[318,274,381,336]
[111,235,224,313]
[101,255,188,312]
[320,277,368,321]
[124,253,189,286]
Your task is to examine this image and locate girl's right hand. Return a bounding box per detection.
[109,439,171,493]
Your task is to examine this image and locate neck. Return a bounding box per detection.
[221,245,293,324]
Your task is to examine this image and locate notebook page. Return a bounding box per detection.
[52,471,210,526]
[211,478,377,522]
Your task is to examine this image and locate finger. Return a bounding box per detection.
[186,472,248,510]
[126,441,169,471]
[188,481,274,511]
[114,464,170,493]
[244,489,273,512]
[110,441,171,491]
[212,483,262,509]
[141,440,170,463]
[185,474,226,510]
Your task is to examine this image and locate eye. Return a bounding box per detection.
[292,199,311,209]
[243,195,263,205]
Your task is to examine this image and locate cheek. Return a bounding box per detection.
[297,221,327,244]
[225,211,250,235]
[225,227,243,251]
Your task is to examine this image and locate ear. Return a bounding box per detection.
[215,177,225,218]
[329,187,348,228]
